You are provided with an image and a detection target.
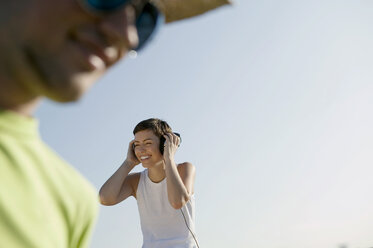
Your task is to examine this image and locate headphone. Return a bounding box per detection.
[159,132,181,154]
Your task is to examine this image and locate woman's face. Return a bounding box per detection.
[134,129,163,167]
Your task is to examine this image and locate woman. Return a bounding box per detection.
[100,118,198,248]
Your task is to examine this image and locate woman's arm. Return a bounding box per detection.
[163,133,196,209]
[99,140,140,206]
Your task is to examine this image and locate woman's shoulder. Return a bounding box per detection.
[128,171,142,187]
[128,171,142,179]
[177,162,196,174]
[177,161,194,168]
[128,171,143,199]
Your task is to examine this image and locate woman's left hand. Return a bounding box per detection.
[163,132,181,160]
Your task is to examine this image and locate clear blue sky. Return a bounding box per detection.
[36,0,373,247]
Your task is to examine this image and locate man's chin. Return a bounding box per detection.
[21,44,103,103]
[43,85,86,103]
[43,74,98,103]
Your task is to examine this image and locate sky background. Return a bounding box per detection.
[35,0,373,247]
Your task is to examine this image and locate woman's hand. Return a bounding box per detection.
[163,132,181,160]
[124,140,140,167]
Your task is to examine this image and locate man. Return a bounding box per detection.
[0,0,229,247]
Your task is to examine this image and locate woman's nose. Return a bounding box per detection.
[136,145,146,153]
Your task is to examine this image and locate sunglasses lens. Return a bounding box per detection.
[84,1,164,52]
[86,0,130,11]
[135,3,163,51]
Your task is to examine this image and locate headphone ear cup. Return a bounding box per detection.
[159,136,165,154]
[174,132,181,145]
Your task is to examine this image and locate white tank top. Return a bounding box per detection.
[136,169,197,248]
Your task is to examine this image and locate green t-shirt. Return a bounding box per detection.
[0,110,98,248]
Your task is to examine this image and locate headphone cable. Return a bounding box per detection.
[180,208,200,248]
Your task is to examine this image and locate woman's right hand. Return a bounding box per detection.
[124,140,140,167]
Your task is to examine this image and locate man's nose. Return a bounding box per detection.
[98,5,139,55]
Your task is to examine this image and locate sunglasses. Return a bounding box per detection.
[81,0,164,51]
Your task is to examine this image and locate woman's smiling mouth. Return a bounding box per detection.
[140,156,150,161]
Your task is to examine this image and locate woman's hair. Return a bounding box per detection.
[133,118,172,138]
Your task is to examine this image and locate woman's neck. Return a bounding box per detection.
[147,161,166,183]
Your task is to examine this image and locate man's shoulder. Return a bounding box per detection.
[46,148,97,202]
[0,136,97,205]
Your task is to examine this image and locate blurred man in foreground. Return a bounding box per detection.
[0,0,229,247]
